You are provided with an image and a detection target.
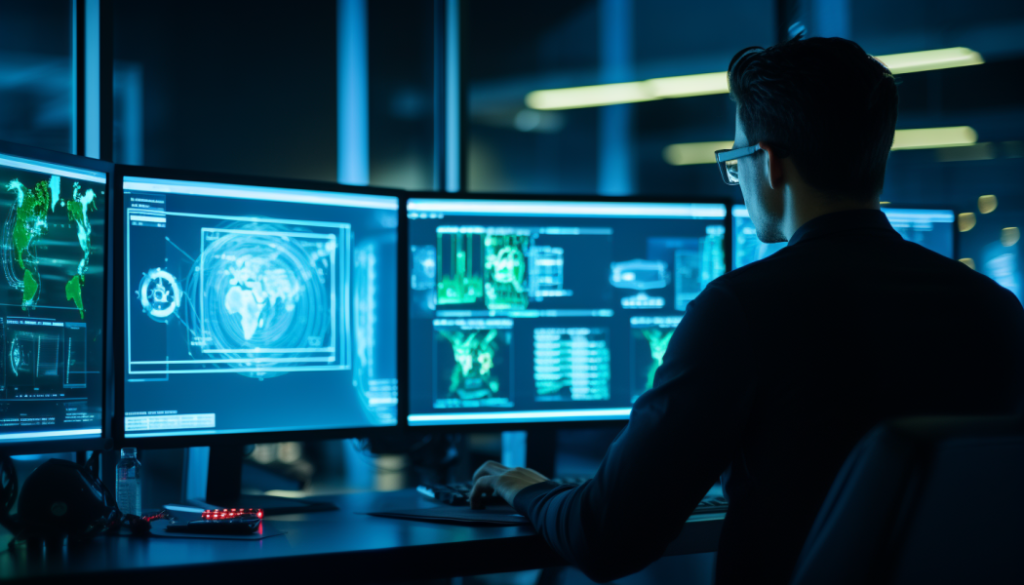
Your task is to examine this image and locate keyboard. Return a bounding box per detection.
[418,477,730,513]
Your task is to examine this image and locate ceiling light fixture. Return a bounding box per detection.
[527,48,984,111]
[664,127,978,166]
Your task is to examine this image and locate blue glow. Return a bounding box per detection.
[123,177,398,210]
[0,154,105,184]
[85,0,100,158]
[882,208,955,223]
[445,0,461,192]
[338,0,369,186]
[0,428,101,441]
[125,422,393,438]
[408,199,726,218]
[596,0,634,196]
[408,408,632,425]
[982,241,1022,302]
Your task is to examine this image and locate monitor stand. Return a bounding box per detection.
[202,445,337,516]
[501,429,557,478]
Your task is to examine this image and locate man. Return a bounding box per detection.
[468,37,1024,584]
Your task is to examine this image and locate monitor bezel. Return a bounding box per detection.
[114,164,406,450]
[0,139,114,456]
[400,191,733,433]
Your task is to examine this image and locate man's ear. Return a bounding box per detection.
[759,142,785,191]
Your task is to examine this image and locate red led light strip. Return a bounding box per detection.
[201,508,264,520]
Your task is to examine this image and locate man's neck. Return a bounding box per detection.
[782,191,880,240]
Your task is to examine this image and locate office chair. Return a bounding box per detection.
[790,415,1024,585]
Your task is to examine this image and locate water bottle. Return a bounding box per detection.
[116,447,142,516]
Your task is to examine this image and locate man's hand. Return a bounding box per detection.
[468,460,550,509]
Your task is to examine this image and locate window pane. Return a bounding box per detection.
[112,0,337,180]
[113,0,433,190]
[846,1,1024,299]
[633,0,774,196]
[367,0,435,191]
[466,0,600,194]
[465,0,775,195]
[0,0,74,153]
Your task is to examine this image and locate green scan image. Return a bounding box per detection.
[640,328,674,391]
[437,231,483,305]
[6,177,97,316]
[439,328,502,400]
[484,233,529,310]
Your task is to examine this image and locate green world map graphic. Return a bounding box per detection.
[5,176,98,318]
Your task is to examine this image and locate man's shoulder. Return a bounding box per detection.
[709,237,1022,310]
[712,246,801,289]
[900,241,1021,302]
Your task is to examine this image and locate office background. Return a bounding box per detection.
[1,0,1022,575]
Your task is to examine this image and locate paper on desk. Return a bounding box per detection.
[365,505,529,526]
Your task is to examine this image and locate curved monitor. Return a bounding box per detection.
[0,141,111,454]
[405,196,729,428]
[120,173,399,443]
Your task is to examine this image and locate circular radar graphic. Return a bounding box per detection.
[138,268,182,322]
[185,222,334,379]
[1,206,26,290]
[9,338,23,377]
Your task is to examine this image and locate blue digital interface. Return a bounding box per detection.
[732,205,956,268]
[123,177,398,438]
[0,153,106,445]
[406,199,727,426]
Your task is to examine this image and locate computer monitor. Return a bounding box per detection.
[405,196,729,428]
[883,208,956,256]
[732,205,956,269]
[0,140,112,455]
[731,206,787,269]
[119,170,399,446]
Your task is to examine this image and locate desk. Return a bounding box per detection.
[0,489,723,584]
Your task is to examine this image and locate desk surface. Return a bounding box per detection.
[0,489,723,584]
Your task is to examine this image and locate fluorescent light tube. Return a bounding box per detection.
[890,126,978,150]
[663,141,734,166]
[664,127,978,166]
[526,48,984,111]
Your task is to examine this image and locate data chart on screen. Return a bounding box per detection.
[406,198,728,426]
[0,152,106,445]
[122,177,398,438]
[732,205,955,269]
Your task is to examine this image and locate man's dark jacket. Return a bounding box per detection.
[513,209,1024,584]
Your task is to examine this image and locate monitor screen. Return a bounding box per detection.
[733,205,955,269]
[883,208,956,256]
[732,206,787,269]
[0,151,107,446]
[122,177,398,439]
[406,198,728,426]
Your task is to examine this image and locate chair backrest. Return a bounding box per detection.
[790,415,1024,585]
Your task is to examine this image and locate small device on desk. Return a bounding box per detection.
[200,508,264,520]
[419,477,729,513]
[165,508,263,535]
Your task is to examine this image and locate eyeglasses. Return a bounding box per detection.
[714,143,791,186]
[714,144,762,186]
